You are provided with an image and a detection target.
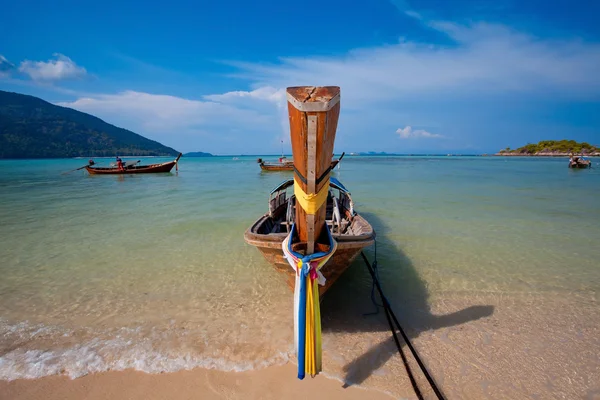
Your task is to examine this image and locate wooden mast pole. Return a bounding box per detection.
[287,86,340,254]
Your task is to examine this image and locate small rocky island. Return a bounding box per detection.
[184,151,213,157]
[496,140,599,156]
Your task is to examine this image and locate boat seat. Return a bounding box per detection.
[271,222,281,233]
[327,219,349,234]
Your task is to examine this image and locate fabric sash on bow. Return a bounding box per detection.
[282,223,337,379]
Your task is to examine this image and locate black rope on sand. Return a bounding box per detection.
[360,248,446,400]
[363,240,383,316]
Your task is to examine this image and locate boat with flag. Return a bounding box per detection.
[244,86,374,379]
[85,153,182,174]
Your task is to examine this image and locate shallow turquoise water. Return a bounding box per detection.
[0,156,598,396]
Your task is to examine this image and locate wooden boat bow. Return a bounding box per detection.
[287,86,341,254]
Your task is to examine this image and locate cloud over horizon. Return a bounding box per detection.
[57,90,282,153]
[396,126,443,139]
[18,53,87,82]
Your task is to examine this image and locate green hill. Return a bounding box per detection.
[498,140,599,156]
[0,90,180,158]
[184,151,213,157]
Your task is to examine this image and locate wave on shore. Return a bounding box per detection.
[0,319,292,381]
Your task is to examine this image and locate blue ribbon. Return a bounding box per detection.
[297,259,311,380]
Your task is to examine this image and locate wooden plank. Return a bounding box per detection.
[307,115,317,193]
[307,114,318,254]
[287,86,340,256]
[286,91,340,112]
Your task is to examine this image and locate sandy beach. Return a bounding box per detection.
[0,364,395,400]
[2,291,598,400]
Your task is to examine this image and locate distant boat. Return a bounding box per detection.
[85,153,182,174]
[568,155,592,169]
[257,152,345,172]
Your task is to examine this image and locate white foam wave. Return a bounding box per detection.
[0,319,291,381]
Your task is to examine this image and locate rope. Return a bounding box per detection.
[293,164,333,186]
[364,239,383,316]
[360,247,446,400]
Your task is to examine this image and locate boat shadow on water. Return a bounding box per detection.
[319,211,495,388]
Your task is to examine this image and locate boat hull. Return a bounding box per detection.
[244,214,374,296]
[569,162,591,169]
[86,161,176,174]
[85,154,182,175]
[259,159,340,172]
[258,162,295,171]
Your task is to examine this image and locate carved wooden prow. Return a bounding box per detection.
[287,86,341,254]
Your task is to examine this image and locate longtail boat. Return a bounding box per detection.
[244,177,374,293]
[257,152,345,172]
[568,155,592,169]
[244,86,374,380]
[85,153,182,175]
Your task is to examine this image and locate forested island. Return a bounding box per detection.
[0,90,180,158]
[184,152,213,157]
[497,140,599,156]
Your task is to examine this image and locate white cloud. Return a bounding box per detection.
[203,86,285,105]
[203,86,290,141]
[396,126,443,139]
[56,90,282,152]
[227,20,600,106]
[19,53,87,81]
[404,10,422,20]
[58,90,276,130]
[0,55,16,78]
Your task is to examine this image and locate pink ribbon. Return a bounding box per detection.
[309,263,318,280]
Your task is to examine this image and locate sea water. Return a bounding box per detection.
[0,156,598,398]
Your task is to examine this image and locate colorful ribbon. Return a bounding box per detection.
[282,223,337,379]
[293,178,330,215]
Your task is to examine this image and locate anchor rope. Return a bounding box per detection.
[360,243,446,400]
[364,239,383,316]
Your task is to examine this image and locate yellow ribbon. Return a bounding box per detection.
[313,275,322,372]
[306,275,314,375]
[306,275,319,376]
[294,178,330,215]
[303,269,324,376]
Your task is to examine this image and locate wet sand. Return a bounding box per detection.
[2,292,598,400]
[315,287,600,399]
[0,364,395,400]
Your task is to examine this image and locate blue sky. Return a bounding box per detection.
[1,0,599,154]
